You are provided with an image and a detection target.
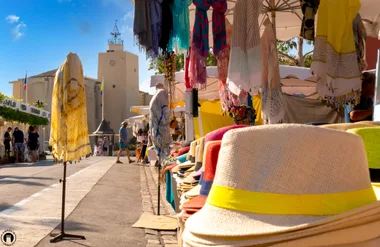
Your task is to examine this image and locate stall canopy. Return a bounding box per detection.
[150,65,321,102]
[130,105,150,115]
[91,119,115,136]
[188,0,380,42]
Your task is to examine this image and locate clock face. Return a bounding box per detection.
[110,60,116,66]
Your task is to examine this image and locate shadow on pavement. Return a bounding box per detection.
[0,203,21,213]
[0,160,57,169]
[0,176,49,186]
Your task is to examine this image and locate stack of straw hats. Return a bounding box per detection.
[183,124,380,246]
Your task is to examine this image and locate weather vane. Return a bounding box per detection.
[108,20,123,45]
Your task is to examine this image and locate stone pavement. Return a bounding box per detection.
[140,164,179,247]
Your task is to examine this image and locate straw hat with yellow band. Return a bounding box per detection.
[184,124,380,241]
[320,121,380,131]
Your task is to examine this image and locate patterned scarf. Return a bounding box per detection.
[190,0,227,88]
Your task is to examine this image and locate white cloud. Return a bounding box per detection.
[123,11,134,20]
[5,15,19,23]
[121,25,133,35]
[12,22,26,40]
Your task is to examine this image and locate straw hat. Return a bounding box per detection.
[185,124,378,237]
[320,121,380,131]
[182,141,222,210]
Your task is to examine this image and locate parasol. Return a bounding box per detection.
[49,52,91,243]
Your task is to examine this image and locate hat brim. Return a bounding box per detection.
[185,186,380,237]
[185,184,201,198]
[182,195,207,210]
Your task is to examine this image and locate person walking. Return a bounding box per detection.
[27,126,39,162]
[102,136,109,156]
[116,121,132,164]
[3,127,12,159]
[12,127,25,163]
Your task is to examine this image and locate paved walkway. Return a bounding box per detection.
[36,158,146,247]
[140,164,179,247]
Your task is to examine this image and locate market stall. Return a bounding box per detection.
[131,0,380,244]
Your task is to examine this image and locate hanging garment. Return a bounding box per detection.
[300,0,320,41]
[134,0,153,54]
[159,0,174,51]
[150,0,163,58]
[261,18,285,124]
[49,53,92,162]
[169,0,192,53]
[311,0,362,109]
[227,0,262,97]
[149,89,171,163]
[353,14,368,72]
[189,0,227,88]
[185,48,191,89]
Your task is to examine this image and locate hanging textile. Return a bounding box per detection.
[227,0,262,97]
[185,48,191,89]
[261,18,285,124]
[189,0,227,89]
[300,0,320,41]
[218,20,232,112]
[169,0,192,53]
[159,0,174,51]
[353,14,368,72]
[311,0,362,109]
[149,89,171,163]
[50,53,92,162]
[133,0,153,54]
[150,0,163,58]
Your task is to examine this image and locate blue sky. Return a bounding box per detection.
[0,0,155,97]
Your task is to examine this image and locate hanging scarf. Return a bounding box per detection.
[261,18,285,124]
[134,0,153,54]
[311,0,362,109]
[353,14,367,72]
[159,0,174,51]
[190,0,227,88]
[300,0,320,41]
[169,0,192,53]
[227,0,262,97]
[150,0,163,58]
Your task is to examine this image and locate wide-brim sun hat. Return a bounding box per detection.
[185,124,379,237]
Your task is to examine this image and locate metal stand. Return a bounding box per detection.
[50,162,86,243]
[157,161,161,216]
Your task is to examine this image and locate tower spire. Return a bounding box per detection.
[108,20,123,45]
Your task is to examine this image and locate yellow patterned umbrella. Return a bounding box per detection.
[49,52,91,242]
[49,52,91,162]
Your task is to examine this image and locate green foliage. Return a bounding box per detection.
[34,100,47,110]
[0,106,49,126]
[148,50,217,75]
[277,38,314,68]
[0,92,49,126]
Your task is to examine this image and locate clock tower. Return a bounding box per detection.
[98,21,140,135]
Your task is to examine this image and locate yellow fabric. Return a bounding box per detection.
[194,100,234,139]
[207,184,377,216]
[316,0,360,54]
[347,127,380,169]
[193,97,264,138]
[253,94,263,125]
[49,53,92,162]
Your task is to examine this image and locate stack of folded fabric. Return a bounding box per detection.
[183,124,380,246]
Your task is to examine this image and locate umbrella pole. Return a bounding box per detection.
[50,162,86,243]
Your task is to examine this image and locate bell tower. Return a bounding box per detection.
[107,20,124,52]
[97,20,140,135]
